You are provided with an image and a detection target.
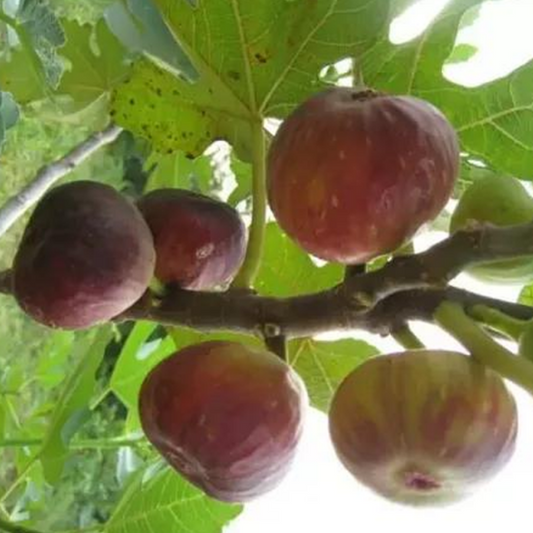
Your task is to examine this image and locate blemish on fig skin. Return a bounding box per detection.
[403,470,441,491]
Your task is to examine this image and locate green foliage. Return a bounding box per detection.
[256,222,344,296]
[110,322,175,411]
[105,464,242,533]
[39,328,113,484]
[57,19,130,113]
[361,0,533,180]
[288,338,379,412]
[0,91,19,149]
[144,151,216,195]
[446,43,478,65]
[105,0,197,80]
[1,0,533,530]
[17,0,66,88]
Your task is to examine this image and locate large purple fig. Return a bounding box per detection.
[13,181,155,329]
[267,88,459,263]
[139,340,307,502]
[137,189,246,290]
[329,350,517,506]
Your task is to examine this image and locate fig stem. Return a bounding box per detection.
[231,120,267,289]
[469,304,527,341]
[264,334,288,361]
[435,301,533,396]
[391,325,425,350]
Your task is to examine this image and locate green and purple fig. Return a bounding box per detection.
[137,189,246,290]
[267,88,459,264]
[329,350,517,506]
[13,181,155,329]
[139,340,307,502]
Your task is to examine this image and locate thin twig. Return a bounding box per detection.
[0,124,123,237]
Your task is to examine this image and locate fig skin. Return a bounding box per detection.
[138,340,307,503]
[450,175,533,284]
[267,88,459,264]
[137,189,246,290]
[13,181,155,329]
[329,350,517,506]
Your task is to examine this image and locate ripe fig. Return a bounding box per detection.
[139,340,307,502]
[450,175,533,284]
[137,189,246,290]
[329,350,517,506]
[13,181,155,329]
[267,88,459,264]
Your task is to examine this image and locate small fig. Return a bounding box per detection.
[267,88,459,263]
[13,181,155,329]
[329,350,517,506]
[137,189,246,290]
[450,175,533,284]
[139,340,307,502]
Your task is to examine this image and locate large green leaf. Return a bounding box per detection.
[112,0,392,157]
[288,338,379,412]
[154,0,390,117]
[111,59,254,159]
[360,0,533,179]
[0,47,45,103]
[57,19,130,111]
[105,465,242,533]
[39,327,113,484]
[144,151,215,194]
[17,0,65,89]
[255,223,343,297]
[110,321,176,411]
[105,0,197,81]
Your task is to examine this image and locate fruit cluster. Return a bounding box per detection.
[9,87,524,506]
[13,182,247,329]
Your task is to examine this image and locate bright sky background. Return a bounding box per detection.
[227,1,533,531]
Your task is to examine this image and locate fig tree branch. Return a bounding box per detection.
[0,124,123,237]
[3,215,533,337]
[346,220,533,304]
[122,285,533,339]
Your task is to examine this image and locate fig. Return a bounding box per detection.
[450,175,533,284]
[138,340,307,502]
[329,350,517,506]
[267,88,459,264]
[13,181,155,329]
[137,189,246,290]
